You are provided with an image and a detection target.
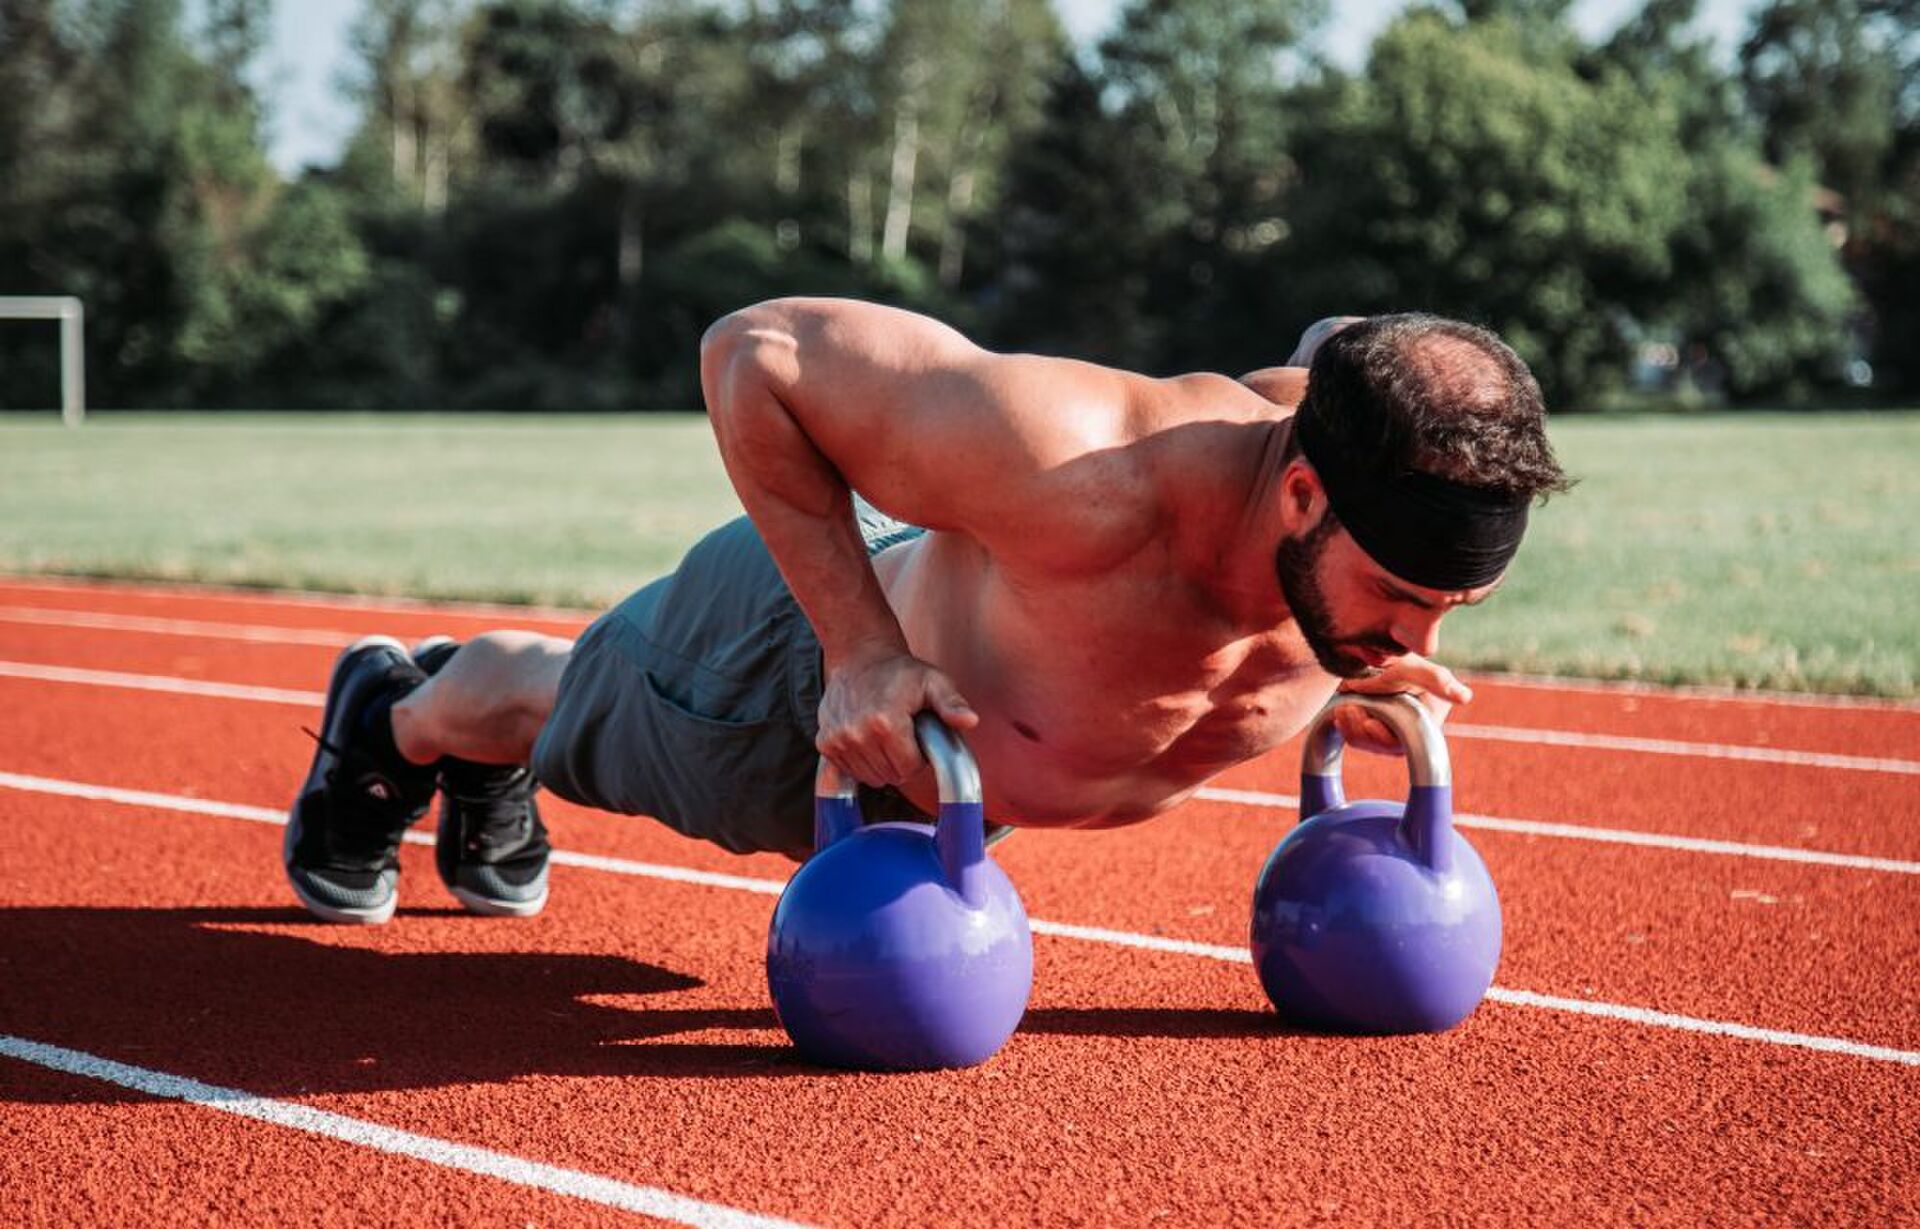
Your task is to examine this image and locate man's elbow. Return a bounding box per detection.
[700,303,802,416]
[701,304,765,372]
[704,299,804,366]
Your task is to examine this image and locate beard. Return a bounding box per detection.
[1274,514,1391,680]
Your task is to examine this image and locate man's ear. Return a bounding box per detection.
[1278,457,1326,530]
[1239,365,1308,408]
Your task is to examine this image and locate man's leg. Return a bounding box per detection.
[391,632,572,767]
[284,631,570,925]
[402,633,572,918]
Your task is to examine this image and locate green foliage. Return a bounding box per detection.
[994,0,1321,372]
[1741,0,1904,205]
[1666,153,1855,397]
[1280,12,1693,403]
[1741,0,1920,390]
[0,0,1902,407]
[993,57,1161,364]
[0,0,369,407]
[1591,0,1855,398]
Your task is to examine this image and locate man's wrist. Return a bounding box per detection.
[823,633,912,675]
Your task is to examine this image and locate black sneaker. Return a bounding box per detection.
[285,636,437,924]
[411,638,552,918]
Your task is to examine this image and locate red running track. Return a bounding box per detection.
[0,576,1915,1227]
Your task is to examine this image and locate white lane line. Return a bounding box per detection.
[9,657,1916,779]
[1470,670,1920,713]
[5,575,1912,713]
[1192,787,1920,876]
[0,605,358,647]
[1447,722,1920,776]
[1025,919,1251,963]
[0,773,290,824]
[1476,990,1920,1066]
[0,576,595,623]
[0,661,323,706]
[0,771,789,892]
[0,1034,808,1229]
[553,847,787,897]
[3,657,1914,868]
[6,770,1916,1068]
[9,742,1912,879]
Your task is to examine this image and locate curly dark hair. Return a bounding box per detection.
[1284,314,1573,503]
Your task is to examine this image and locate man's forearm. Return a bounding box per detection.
[699,311,911,670]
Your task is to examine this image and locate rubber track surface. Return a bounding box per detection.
[1,577,1914,1226]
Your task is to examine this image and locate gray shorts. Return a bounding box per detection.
[530,510,931,860]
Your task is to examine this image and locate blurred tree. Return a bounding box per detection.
[930,0,1063,289]
[338,0,466,208]
[1741,0,1919,389]
[10,0,201,404]
[840,0,1062,286]
[200,0,270,101]
[1741,0,1903,205]
[1587,0,1854,398]
[992,0,1323,372]
[987,57,1151,361]
[724,0,868,256]
[1,0,368,407]
[1591,0,1742,138]
[1277,10,1694,403]
[7,0,1890,409]
[0,0,89,404]
[1457,0,1575,19]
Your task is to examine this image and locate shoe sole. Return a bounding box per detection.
[435,800,550,920]
[448,881,550,919]
[283,634,412,925]
[283,830,398,925]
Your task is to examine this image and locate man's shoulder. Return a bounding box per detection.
[1132,370,1296,429]
[976,377,1282,580]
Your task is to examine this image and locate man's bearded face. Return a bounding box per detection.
[1274,514,1404,679]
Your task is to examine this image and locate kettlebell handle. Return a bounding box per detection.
[813,713,992,905]
[1298,692,1456,872]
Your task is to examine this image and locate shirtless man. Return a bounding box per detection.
[284,300,1569,924]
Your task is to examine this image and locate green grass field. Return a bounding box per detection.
[3,411,1916,696]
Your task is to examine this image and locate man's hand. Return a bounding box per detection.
[1286,316,1367,368]
[1332,653,1472,756]
[816,650,980,786]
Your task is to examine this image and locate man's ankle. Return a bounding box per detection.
[366,686,440,776]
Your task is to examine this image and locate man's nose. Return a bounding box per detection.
[1392,610,1443,658]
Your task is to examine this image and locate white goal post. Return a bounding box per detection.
[0,296,85,427]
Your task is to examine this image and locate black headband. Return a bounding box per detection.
[1294,411,1529,591]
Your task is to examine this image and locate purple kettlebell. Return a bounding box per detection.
[766,713,1032,1070]
[1250,693,1501,1033]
